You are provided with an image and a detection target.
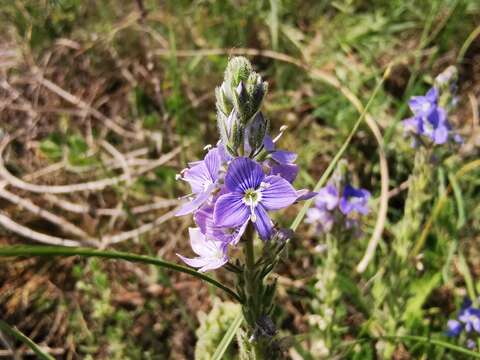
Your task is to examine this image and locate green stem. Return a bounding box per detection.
[0,320,54,360]
[245,224,255,270]
[0,245,241,302]
[244,223,257,318]
[242,224,268,359]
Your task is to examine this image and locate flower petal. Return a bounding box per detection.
[339,185,370,215]
[204,148,221,181]
[402,116,422,135]
[270,163,299,183]
[316,184,339,210]
[183,163,211,194]
[214,192,250,227]
[225,157,265,192]
[177,253,210,268]
[177,253,227,272]
[263,135,275,152]
[296,189,317,201]
[271,150,297,164]
[231,221,248,245]
[253,204,274,240]
[188,227,211,257]
[260,175,298,211]
[446,320,462,337]
[425,87,438,103]
[197,258,228,272]
[175,186,213,216]
[432,125,449,144]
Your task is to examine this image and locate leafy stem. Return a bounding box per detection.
[0,245,242,302]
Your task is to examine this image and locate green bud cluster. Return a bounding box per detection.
[215,57,269,157]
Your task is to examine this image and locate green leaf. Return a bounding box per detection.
[402,273,441,327]
[0,246,241,302]
[0,320,55,360]
[448,172,466,229]
[458,250,478,307]
[67,134,88,155]
[211,312,243,360]
[39,137,63,161]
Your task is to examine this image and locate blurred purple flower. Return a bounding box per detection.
[408,87,438,117]
[402,87,462,146]
[459,307,480,334]
[467,339,477,350]
[447,319,463,337]
[339,184,371,216]
[176,228,228,272]
[305,207,335,234]
[306,183,370,235]
[316,184,340,211]
[214,157,298,240]
[447,297,480,339]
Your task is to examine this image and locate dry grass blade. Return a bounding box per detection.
[0,134,181,194]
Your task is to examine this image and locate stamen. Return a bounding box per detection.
[273,125,288,143]
[250,199,257,222]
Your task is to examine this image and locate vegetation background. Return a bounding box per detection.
[0,0,479,358]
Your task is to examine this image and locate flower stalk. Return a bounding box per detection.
[175,57,314,358]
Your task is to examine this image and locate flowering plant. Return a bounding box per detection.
[447,298,480,350]
[306,160,370,236]
[175,57,313,357]
[402,66,462,148]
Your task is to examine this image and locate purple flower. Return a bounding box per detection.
[467,339,477,350]
[264,135,299,183]
[315,184,340,211]
[194,204,247,246]
[176,148,222,216]
[214,157,298,240]
[447,319,463,337]
[305,207,335,233]
[402,87,462,146]
[459,307,480,333]
[447,298,480,338]
[176,228,228,272]
[306,183,370,235]
[408,87,438,117]
[339,184,371,215]
[423,107,450,145]
[264,136,298,164]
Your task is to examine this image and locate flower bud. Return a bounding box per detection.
[232,81,250,123]
[217,108,248,157]
[225,56,252,89]
[215,85,231,116]
[247,112,269,156]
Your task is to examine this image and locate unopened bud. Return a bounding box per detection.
[247,112,269,156]
[225,56,252,88]
[215,86,231,116]
[232,81,250,123]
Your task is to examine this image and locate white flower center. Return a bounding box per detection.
[422,102,431,112]
[242,188,263,222]
[202,179,213,192]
